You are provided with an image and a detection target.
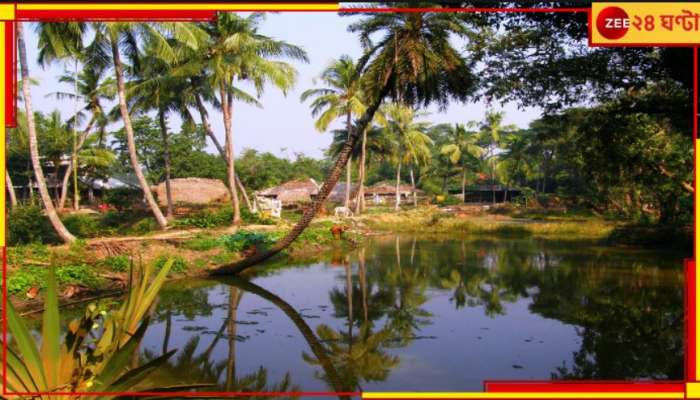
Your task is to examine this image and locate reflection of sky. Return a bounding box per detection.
[23,14,542,160]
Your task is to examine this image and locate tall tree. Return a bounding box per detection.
[212,5,480,274]
[435,123,484,202]
[17,22,76,242]
[87,22,206,228]
[188,13,308,225]
[301,55,366,209]
[478,111,516,205]
[380,103,432,210]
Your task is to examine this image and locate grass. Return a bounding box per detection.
[362,208,617,240]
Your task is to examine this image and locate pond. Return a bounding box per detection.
[138,235,686,394]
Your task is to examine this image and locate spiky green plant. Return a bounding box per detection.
[2,258,209,398]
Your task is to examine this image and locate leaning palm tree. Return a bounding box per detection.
[301,55,366,209]
[435,123,484,202]
[211,5,479,275]
[381,104,433,210]
[17,22,75,242]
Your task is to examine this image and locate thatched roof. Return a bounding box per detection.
[257,178,319,204]
[366,181,415,195]
[153,178,229,206]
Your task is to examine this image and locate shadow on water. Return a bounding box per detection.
[139,234,685,393]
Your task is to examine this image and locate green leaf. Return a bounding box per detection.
[92,318,150,392]
[6,297,48,391]
[40,266,60,390]
[96,349,177,397]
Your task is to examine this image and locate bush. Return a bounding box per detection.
[7,264,102,295]
[103,188,142,211]
[62,214,101,238]
[8,205,57,245]
[102,254,131,272]
[174,207,231,228]
[220,231,272,252]
[183,235,221,251]
[130,218,159,235]
[154,255,188,274]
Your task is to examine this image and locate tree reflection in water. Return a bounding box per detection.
[144,235,684,393]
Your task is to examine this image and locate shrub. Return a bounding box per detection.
[62,214,101,238]
[103,187,142,211]
[8,204,57,245]
[220,231,272,252]
[130,218,160,235]
[154,255,188,274]
[102,254,131,272]
[174,207,231,228]
[183,235,221,251]
[55,264,102,288]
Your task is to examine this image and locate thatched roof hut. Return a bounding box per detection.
[257,178,319,205]
[365,181,415,197]
[153,178,229,206]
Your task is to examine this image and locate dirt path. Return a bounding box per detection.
[82,223,280,245]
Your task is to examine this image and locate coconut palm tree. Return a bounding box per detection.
[435,123,484,202]
[48,63,116,209]
[17,22,75,242]
[478,110,517,205]
[301,55,365,209]
[212,5,479,274]
[83,22,207,228]
[381,104,432,210]
[181,13,308,225]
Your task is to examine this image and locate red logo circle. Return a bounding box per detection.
[596,6,630,40]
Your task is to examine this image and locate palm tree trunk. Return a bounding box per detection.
[162,309,172,355]
[194,94,252,210]
[6,170,17,208]
[17,22,75,243]
[345,111,352,209]
[354,127,367,214]
[410,167,417,207]
[110,34,168,228]
[461,167,466,203]
[220,84,241,225]
[158,109,174,219]
[210,83,390,275]
[59,116,95,210]
[72,59,80,211]
[394,162,402,211]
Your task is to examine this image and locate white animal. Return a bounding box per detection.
[253,196,282,218]
[334,206,353,218]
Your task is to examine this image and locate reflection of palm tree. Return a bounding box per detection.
[303,323,399,391]
[225,287,243,391]
[219,277,355,399]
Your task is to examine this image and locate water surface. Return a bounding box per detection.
[139,235,686,393]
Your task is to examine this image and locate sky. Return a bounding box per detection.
[23,13,543,160]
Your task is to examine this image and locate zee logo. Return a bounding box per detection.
[596,6,630,39]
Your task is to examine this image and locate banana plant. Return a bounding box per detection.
[3,258,210,398]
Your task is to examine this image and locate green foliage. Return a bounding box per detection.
[62,213,101,238]
[131,217,160,235]
[154,255,189,274]
[7,264,102,295]
[2,258,205,396]
[103,187,142,211]
[183,234,221,251]
[174,206,232,228]
[220,231,273,252]
[102,254,131,272]
[8,204,57,245]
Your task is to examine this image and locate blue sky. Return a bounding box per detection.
[23,13,542,159]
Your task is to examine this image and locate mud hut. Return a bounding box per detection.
[257,178,320,206]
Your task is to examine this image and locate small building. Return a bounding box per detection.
[152,177,230,207]
[365,181,417,204]
[257,178,320,206]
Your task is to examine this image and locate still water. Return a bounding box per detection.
[140,235,686,393]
